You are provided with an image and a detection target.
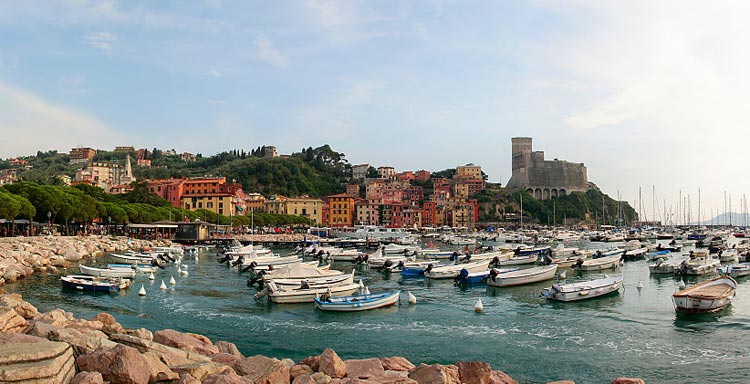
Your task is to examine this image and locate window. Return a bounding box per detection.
[207,202,213,209]
[198,202,203,208]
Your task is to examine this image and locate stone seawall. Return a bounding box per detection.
[0,236,171,286]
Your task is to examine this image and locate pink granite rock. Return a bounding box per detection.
[76,344,150,384]
[319,349,346,379]
[153,329,219,356]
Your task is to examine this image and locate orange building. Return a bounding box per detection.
[327,193,355,227]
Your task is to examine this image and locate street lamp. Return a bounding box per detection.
[47,211,51,235]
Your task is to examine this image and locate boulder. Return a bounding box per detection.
[407,364,460,384]
[153,329,219,356]
[0,332,48,343]
[76,344,151,384]
[457,361,493,384]
[171,362,235,381]
[283,358,296,368]
[143,351,180,383]
[290,364,314,379]
[216,340,243,357]
[0,306,28,333]
[64,248,83,262]
[319,349,346,379]
[381,357,415,372]
[71,371,105,384]
[345,358,385,379]
[125,327,153,341]
[234,355,289,384]
[311,372,332,384]
[49,327,116,357]
[0,293,39,319]
[611,379,645,384]
[301,355,321,371]
[178,373,201,384]
[294,374,317,384]
[202,372,255,384]
[92,312,124,335]
[35,309,74,327]
[110,333,210,366]
[0,341,75,383]
[65,319,105,333]
[489,370,518,384]
[25,320,58,339]
[212,352,242,367]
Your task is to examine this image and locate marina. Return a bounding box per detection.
[7,233,750,384]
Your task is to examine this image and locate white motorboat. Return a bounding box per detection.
[623,248,648,260]
[648,258,685,275]
[79,264,136,278]
[674,257,720,276]
[487,265,557,287]
[265,270,355,289]
[672,276,736,313]
[550,244,579,257]
[718,249,739,263]
[573,254,621,271]
[110,253,155,264]
[495,254,538,266]
[423,260,491,280]
[717,263,750,279]
[259,281,361,304]
[542,274,624,301]
[420,249,456,259]
[382,243,420,254]
[547,251,591,268]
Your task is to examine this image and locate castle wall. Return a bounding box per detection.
[507,137,589,199]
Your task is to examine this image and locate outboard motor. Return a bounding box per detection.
[240,261,258,273]
[218,254,230,264]
[422,264,433,276]
[488,268,499,282]
[231,255,245,267]
[383,259,394,269]
[541,254,553,266]
[572,258,584,269]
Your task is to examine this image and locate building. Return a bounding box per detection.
[365,179,385,201]
[74,156,134,193]
[352,164,370,180]
[264,195,287,214]
[506,137,589,200]
[377,166,396,179]
[149,177,246,215]
[415,170,431,182]
[180,152,196,162]
[346,184,360,198]
[432,178,451,205]
[8,158,29,167]
[452,182,470,200]
[137,159,152,167]
[245,193,267,212]
[455,164,483,180]
[69,147,96,164]
[396,171,415,182]
[381,184,403,205]
[403,185,423,206]
[0,170,17,186]
[114,146,134,153]
[285,196,323,225]
[327,193,354,227]
[422,201,437,227]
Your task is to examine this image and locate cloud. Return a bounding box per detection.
[0,82,123,158]
[254,37,289,68]
[206,69,222,78]
[83,32,118,53]
[57,75,89,95]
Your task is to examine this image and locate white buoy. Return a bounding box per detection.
[358,279,365,289]
[474,298,484,313]
[177,266,182,274]
[160,280,167,290]
[138,284,146,296]
[363,286,370,295]
[195,255,199,262]
[148,272,155,280]
[679,279,686,289]
[181,270,188,276]
[637,280,644,290]
[182,265,188,270]
[169,275,176,285]
[559,270,567,280]
[407,291,417,304]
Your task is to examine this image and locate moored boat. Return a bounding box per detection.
[61,275,131,292]
[672,276,736,313]
[423,260,491,280]
[314,290,401,312]
[541,274,624,301]
[487,265,558,287]
[79,264,136,278]
[717,263,750,279]
[260,281,361,304]
[573,254,621,271]
[674,257,720,276]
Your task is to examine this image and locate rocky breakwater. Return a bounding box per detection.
[0,236,171,286]
[0,291,647,384]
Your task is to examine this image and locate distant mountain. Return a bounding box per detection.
[695,212,750,226]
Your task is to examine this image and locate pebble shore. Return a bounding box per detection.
[0,236,646,383]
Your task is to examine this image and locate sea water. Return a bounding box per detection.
[7,242,750,384]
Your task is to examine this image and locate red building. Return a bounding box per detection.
[403,185,423,206]
[396,171,415,182]
[422,201,437,227]
[415,170,431,182]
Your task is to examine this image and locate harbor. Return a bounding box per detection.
[2,230,750,383]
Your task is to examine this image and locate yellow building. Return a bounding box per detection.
[245,193,267,212]
[328,193,355,227]
[264,195,287,214]
[456,164,482,180]
[285,196,323,225]
[181,194,233,216]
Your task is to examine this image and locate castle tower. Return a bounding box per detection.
[120,154,136,185]
[506,137,532,188]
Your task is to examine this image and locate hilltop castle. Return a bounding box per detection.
[506,137,589,200]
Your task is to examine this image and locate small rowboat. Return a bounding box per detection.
[314,290,401,312]
[423,260,490,280]
[61,275,130,292]
[672,276,737,313]
[107,263,158,273]
[487,265,558,287]
[573,254,621,271]
[717,263,750,279]
[259,281,361,304]
[79,264,136,278]
[541,274,624,302]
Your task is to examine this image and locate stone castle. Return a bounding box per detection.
[506,137,589,200]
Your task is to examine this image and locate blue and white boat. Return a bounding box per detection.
[647,250,671,261]
[60,275,131,292]
[514,246,551,256]
[454,267,517,285]
[393,261,441,276]
[314,290,401,312]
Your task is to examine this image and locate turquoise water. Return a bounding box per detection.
[7,241,750,384]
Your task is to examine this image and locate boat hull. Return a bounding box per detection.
[672,276,736,313]
[542,275,623,302]
[314,291,400,312]
[487,265,558,287]
[61,275,130,292]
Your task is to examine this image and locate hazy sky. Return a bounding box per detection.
[1,1,748,222]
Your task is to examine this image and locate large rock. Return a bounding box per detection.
[110,333,211,366]
[143,351,180,383]
[0,306,28,333]
[34,309,74,327]
[124,327,153,341]
[26,320,58,339]
[0,341,75,383]
[212,352,242,367]
[311,372,332,384]
[216,340,243,357]
[0,293,39,319]
[457,361,493,384]
[290,364,314,380]
[489,370,518,384]
[0,332,47,344]
[76,344,151,384]
[178,373,201,384]
[301,355,321,371]
[611,379,645,384]
[49,327,116,357]
[234,355,290,384]
[345,358,385,379]
[153,329,219,356]
[92,312,124,335]
[407,364,460,384]
[381,357,415,372]
[71,371,105,384]
[202,372,255,384]
[294,374,317,384]
[171,362,235,381]
[319,349,346,379]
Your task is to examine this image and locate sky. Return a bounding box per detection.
[1,0,749,223]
